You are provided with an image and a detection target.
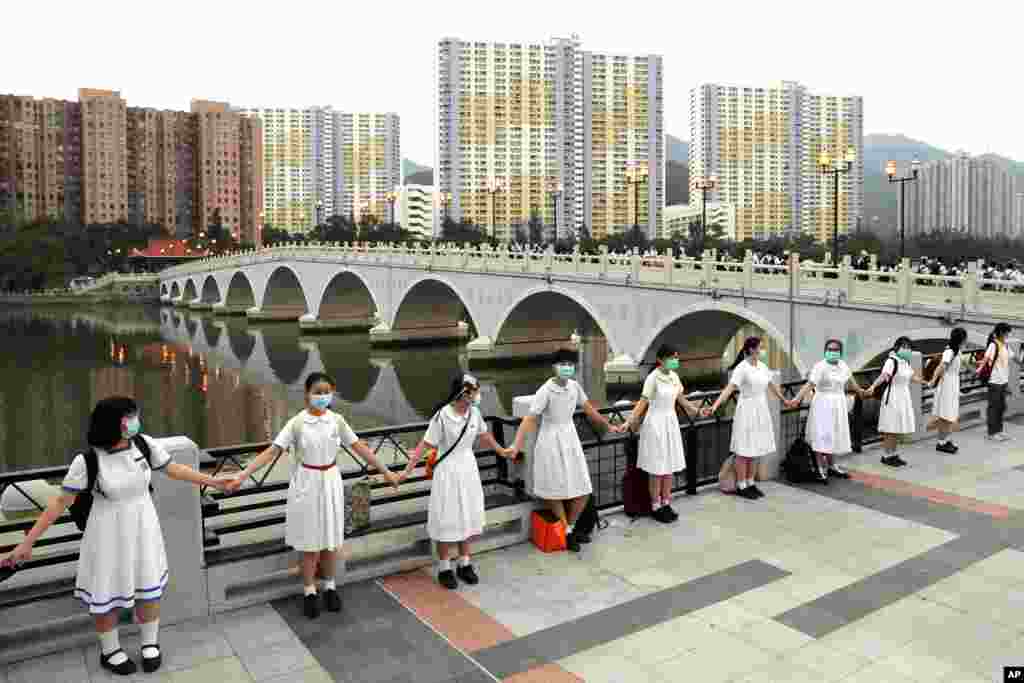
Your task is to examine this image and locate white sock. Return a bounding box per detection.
[745,478,754,487]
[737,480,748,489]
[566,523,575,534]
[139,619,159,657]
[303,584,317,596]
[457,555,471,568]
[320,578,336,592]
[99,629,128,665]
[438,559,451,572]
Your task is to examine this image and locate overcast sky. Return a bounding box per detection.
[7,0,1020,169]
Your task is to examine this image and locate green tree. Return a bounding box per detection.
[527,210,544,244]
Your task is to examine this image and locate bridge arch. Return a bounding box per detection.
[200,276,222,304]
[182,279,198,303]
[160,283,167,297]
[637,301,806,379]
[170,282,181,299]
[224,272,257,310]
[261,266,310,317]
[493,285,616,350]
[848,326,991,370]
[390,275,480,334]
[315,270,379,324]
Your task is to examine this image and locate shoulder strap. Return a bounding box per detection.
[84,448,103,497]
[132,434,152,467]
[432,410,472,472]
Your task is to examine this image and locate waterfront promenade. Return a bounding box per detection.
[3,421,1023,683]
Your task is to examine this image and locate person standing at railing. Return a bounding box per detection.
[704,337,786,499]
[981,323,1014,442]
[1,397,229,676]
[508,349,622,551]
[400,374,517,590]
[788,340,869,481]
[929,328,967,453]
[226,372,400,619]
[623,345,703,521]
[865,337,925,467]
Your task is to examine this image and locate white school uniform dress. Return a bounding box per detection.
[424,405,487,543]
[637,369,686,476]
[274,409,357,552]
[62,435,172,615]
[729,360,777,458]
[878,355,915,435]
[529,378,593,499]
[931,348,962,423]
[805,360,852,455]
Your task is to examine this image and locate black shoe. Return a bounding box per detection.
[936,442,957,454]
[438,570,458,589]
[748,485,766,498]
[881,455,900,467]
[576,532,592,544]
[948,441,959,453]
[100,650,137,676]
[892,455,908,467]
[324,588,341,612]
[828,466,850,479]
[664,505,680,520]
[565,531,582,552]
[737,487,758,500]
[651,506,675,522]
[141,645,162,673]
[303,593,320,619]
[456,564,480,584]
[817,471,829,485]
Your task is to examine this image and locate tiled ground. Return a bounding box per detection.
[3,422,1024,682]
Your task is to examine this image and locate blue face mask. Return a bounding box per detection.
[310,393,332,411]
[123,416,141,439]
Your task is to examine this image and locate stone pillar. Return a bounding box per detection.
[964,261,979,311]
[743,251,754,290]
[299,312,378,332]
[899,258,912,306]
[370,320,470,347]
[839,254,852,299]
[212,301,250,316]
[788,253,800,297]
[604,353,642,387]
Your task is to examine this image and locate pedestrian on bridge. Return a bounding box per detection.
[982,323,1014,441]
[705,338,786,499]
[2,397,230,676]
[401,374,517,590]
[227,372,401,619]
[929,327,967,453]
[509,349,620,551]
[623,345,703,521]
[866,337,926,467]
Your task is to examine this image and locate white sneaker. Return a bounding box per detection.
[994,433,1011,442]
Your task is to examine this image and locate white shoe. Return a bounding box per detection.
[994,433,1011,442]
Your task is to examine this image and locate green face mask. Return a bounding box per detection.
[896,349,912,362]
[758,349,768,362]
[824,350,841,364]
[664,358,680,371]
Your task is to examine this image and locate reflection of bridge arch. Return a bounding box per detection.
[389,275,481,333]
[160,283,168,296]
[201,318,222,348]
[258,325,310,386]
[637,301,805,377]
[170,282,181,299]
[201,276,222,305]
[311,335,380,403]
[183,279,198,302]
[850,327,993,370]
[494,285,615,349]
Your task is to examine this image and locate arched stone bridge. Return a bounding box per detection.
[158,244,1024,381]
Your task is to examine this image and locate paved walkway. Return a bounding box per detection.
[4,421,1024,682]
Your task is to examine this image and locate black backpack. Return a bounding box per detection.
[67,435,154,531]
[782,437,818,484]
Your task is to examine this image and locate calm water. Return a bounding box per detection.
[0,304,627,472]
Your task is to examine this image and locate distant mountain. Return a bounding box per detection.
[402,159,432,184]
[667,135,689,164]
[405,169,433,186]
[666,160,689,205]
[862,134,952,176]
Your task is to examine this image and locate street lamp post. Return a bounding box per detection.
[548,180,563,244]
[487,177,505,243]
[886,158,920,262]
[440,191,453,222]
[626,162,649,250]
[693,175,719,253]
[384,190,399,226]
[818,147,856,267]
[315,200,323,229]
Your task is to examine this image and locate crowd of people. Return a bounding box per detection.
[0,322,1017,675]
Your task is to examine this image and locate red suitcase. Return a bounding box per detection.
[622,437,650,518]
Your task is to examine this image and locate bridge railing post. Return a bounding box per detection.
[702,250,714,286]
[663,251,673,285]
[599,245,609,278]
[743,251,754,290]
[573,247,581,275]
[899,257,912,306]
[964,260,979,310]
[840,254,852,300]
[631,254,641,283]
[788,253,800,297]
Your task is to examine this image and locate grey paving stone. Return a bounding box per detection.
[237,636,316,681]
[215,604,296,655]
[472,559,789,679]
[154,618,235,673]
[7,648,88,683]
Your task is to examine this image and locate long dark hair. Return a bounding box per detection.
[431,373,479,419]
[728,337,761,372]
[988,323,1012,350]
[948,328,967,355]
[304,371,336,393]
[824,339,843,353]
[88,396,138,449]
[655,344,678,366]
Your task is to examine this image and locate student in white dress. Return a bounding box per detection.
[228,372,400,619]
[2,397,228,676]
[705,337,786,500]
[509,350,620,551]
[865,337,926,467]
[789,339,869,482]
[401,375,516,589]
[623,345,703,522]
[981,323,1014,441]
[930,328,966,453]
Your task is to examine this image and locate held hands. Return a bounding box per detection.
[383,470,401,492]
[498,446,519,461]
[222,476,244,494]
[2,542,32,568]
[701,406,715,418]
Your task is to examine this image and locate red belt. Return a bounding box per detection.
[302,461,336,471]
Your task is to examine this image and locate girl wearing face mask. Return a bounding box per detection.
[402,375,516,589]
[789,340,868,481]
[509,349,618,551]
[2,397,227,676]
[982,323,1014,441]
[930,327,967,453]
[705,337,786,499]
[866,337,925,467]
[624,344,702,522]
[230,372,400,619]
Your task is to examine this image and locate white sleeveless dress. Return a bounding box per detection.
[878,356,915,434]
[729,361,777,458]
[424,405,487,542]
[931,349,961,423]
[637,370,687,475]
[530,379,593,499]
[805,360,852,455]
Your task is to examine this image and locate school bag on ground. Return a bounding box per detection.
[621,436,651,517]
[781,437,819,485]
[67,435,155,531]
[573,494,606,537]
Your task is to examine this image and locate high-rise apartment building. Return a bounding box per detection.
[237,106,399,233]
[398,184,435,238]
[436,36,664,242]
[0,90,263,244]
[689,81,863,243]
[908,152,1022,238]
